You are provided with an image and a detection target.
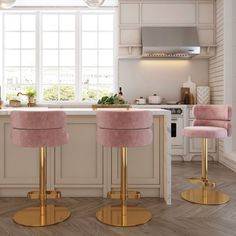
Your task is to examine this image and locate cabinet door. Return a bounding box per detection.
[0,117,38,185]
[55,116,102,185]
[111,117,160,185]
[142,3,196,25]
[120,3,140,24]
[198,2,214,25]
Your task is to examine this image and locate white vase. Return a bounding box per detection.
[197,86,210,104]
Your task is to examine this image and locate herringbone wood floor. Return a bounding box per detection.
[1,162,236,236]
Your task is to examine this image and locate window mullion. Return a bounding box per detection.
[37,12,41,103]
[77,12,82,102]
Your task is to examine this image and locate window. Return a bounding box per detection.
[0,10,116,103]
[2,13,36,101]
[81,13,114,101]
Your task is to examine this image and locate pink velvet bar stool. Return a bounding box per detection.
[95,110,153,227]
[10,111,70,227]
[181,105,232,205]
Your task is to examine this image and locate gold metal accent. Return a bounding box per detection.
[13,147,70,226]
[96,147,152,226]
[91,104,130,110]
[96,204,152,227]
[189,177,216,188]
[13,205,70,227]
[181,138,230,205]
[107,191,141,199]
[181,188,230,205]
[28,191,61,200]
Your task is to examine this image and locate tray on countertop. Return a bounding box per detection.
[92,104,131,110]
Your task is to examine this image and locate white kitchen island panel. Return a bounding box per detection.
[0,108,171,204]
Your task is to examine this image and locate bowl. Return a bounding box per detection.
[148,94,162,104]
[9,99,21,107]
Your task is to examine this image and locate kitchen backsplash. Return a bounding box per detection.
[118,59,209,103]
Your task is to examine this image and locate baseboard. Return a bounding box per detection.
[219,153,236,172]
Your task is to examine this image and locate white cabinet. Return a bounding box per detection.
[120,3,140,24]
[142,3,196,25]
[119,0,216,59]
[198,3,214,25]
[0,117,39,186]
[0,114,170,200]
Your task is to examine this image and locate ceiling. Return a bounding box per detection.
[14,0,118,7]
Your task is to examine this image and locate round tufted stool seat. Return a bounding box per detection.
[181,105,232,205]
[10,111,70,227]
[95,110,153,227]
[183,126,228,139]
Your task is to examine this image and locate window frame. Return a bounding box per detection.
[0,8,117,106]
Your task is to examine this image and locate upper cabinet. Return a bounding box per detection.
[142,3,196,25]
[119,0,216,59]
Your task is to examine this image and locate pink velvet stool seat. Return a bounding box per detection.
[95,110,153,227]
[181,105,232,205]
[10,111,70,227]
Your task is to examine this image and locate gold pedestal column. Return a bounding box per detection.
[13,147,71,227]
[96,147,152,227]
[181,139,230,205]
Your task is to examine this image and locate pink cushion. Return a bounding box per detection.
[96,110,153,129]
[96,110,153,147]
[193,105,232,121]
[193,119,232,136]
[10,111,68,147]
[97,128,152,147]
[11,111,66,129]
[183,126,228,139]
[11,128,68,147]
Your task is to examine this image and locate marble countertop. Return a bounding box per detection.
[0,107,171,117]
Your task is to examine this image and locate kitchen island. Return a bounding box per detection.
[0,108,171,204]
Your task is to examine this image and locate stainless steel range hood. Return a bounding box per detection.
[142,27,200,59]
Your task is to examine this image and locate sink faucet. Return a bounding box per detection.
[17,92,35,107]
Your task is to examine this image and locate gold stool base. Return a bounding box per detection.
[13,204,71,227]
[96,205,152,227]
[181,189,230,205]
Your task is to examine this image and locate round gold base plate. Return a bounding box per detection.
[13,204,71,227]
[181,189,230,205]
[96,205,152,227]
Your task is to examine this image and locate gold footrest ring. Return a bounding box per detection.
[189,177,216,188]
[27,191,61,199]
[181,188,230,205]
[13,204,71,227]
[96,204,152,227]
[107,191,141,200]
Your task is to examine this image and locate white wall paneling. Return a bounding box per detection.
[216,0,236,172]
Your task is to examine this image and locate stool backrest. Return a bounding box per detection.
[193,105,232,136]
[10,110,68,147]
[96,110,153,130]
[11,111,66,129]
